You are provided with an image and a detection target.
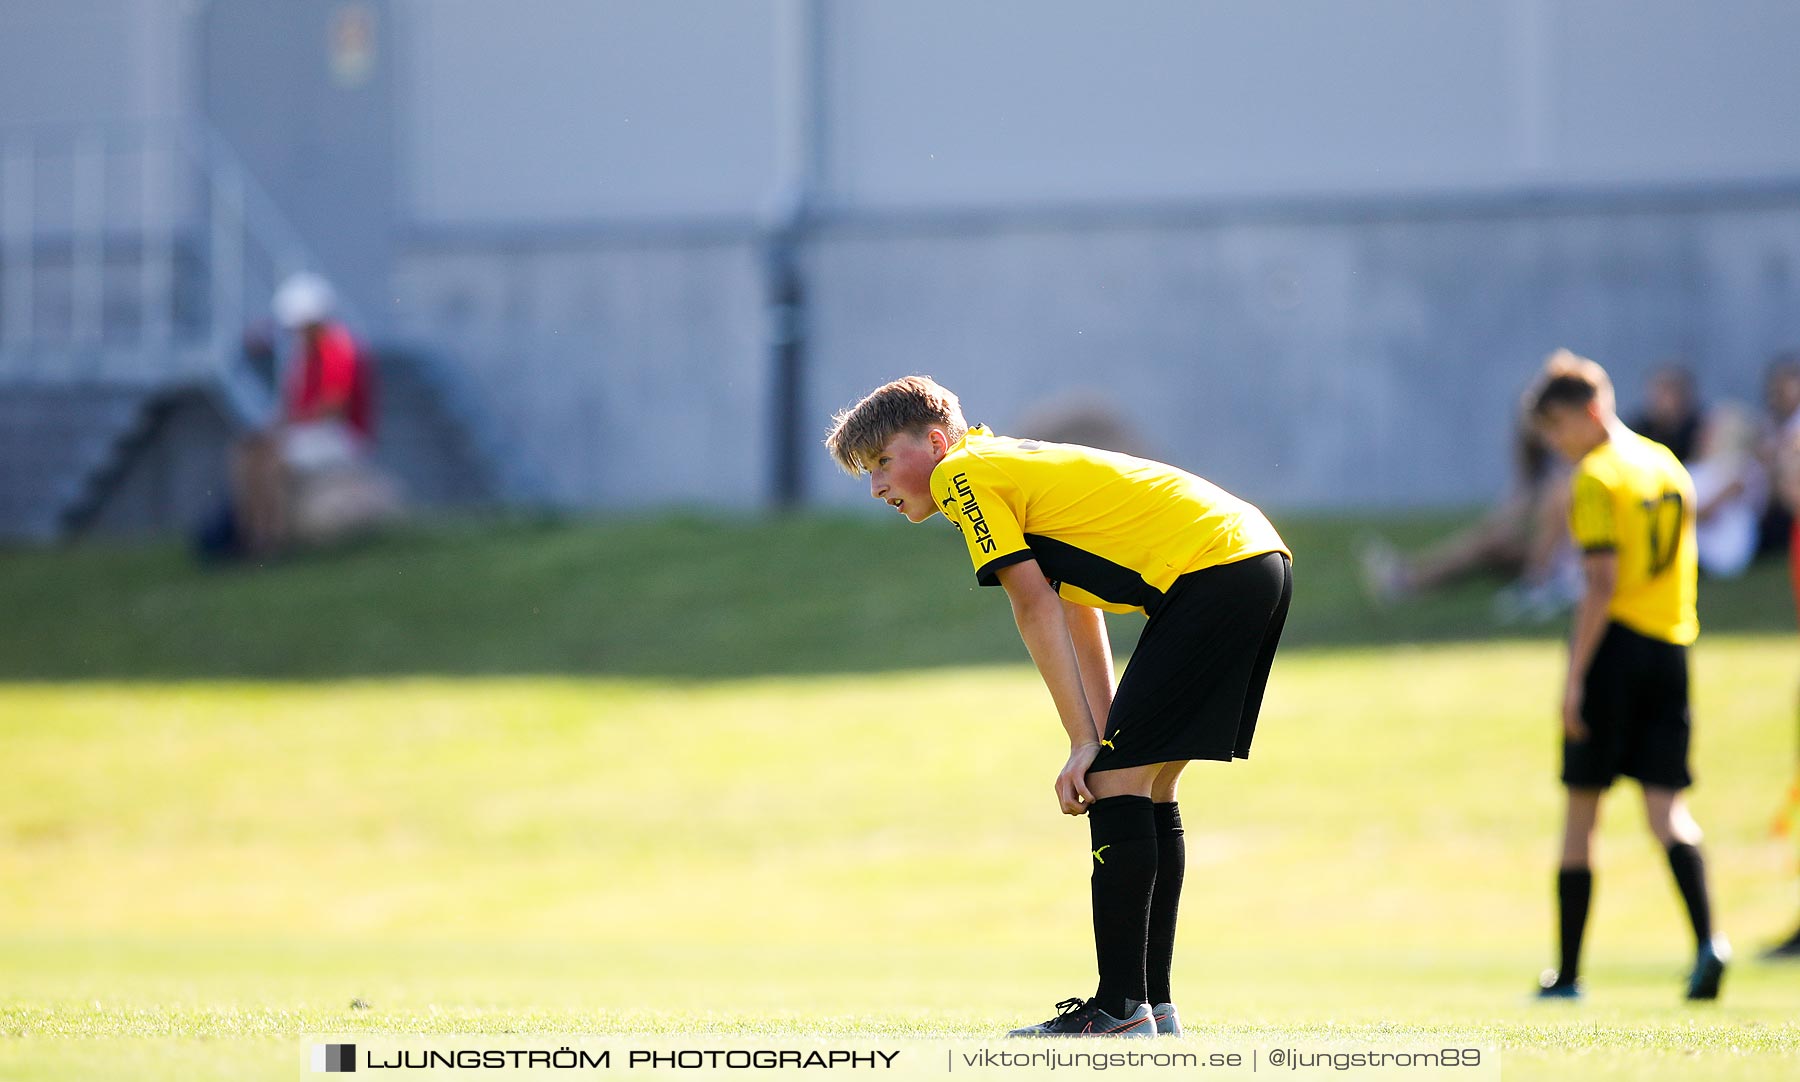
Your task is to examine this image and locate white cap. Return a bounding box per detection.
[273,272,336,329]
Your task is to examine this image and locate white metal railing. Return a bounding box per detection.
[0,118,343,389]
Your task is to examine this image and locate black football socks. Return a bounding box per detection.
[1666,842,1714,948]
[1088,795,1158,1018]
[1555,867,1593,985]
[1146,801,1185,1005]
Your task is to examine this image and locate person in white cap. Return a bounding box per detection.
[229,273,395,554]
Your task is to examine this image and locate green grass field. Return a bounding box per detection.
[4,514,1799,1080]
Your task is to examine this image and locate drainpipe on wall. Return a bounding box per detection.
[767,0,826,510]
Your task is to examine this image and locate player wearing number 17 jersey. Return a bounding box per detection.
[1528,350,1728,1003]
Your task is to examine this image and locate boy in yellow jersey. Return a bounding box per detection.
[1528,350,1728,1001]
[823,376,1291,1038]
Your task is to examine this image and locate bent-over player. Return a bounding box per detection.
[825,376,1291,1037]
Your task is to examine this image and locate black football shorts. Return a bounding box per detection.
[1089,551,1291,772]
[1563,620,1693,791]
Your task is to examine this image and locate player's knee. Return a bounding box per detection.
[1642,790,1699,845]
[1148,761,1187,803]
[1088,763,1158,800]
[1660,814,1701,847]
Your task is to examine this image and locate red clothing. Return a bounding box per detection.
[282,322,375,440]
[1791,519,1800,625]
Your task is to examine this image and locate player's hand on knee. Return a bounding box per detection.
[1054,773,1090,815]
[1056,743,1100,815]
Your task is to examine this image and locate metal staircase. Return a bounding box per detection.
[0,119,506,542]
[0,384,156,541]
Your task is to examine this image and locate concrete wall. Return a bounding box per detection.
[0,0,193,246]
[200,0,397,316]
[392,234,773,508]
[398,0,783,227]
[381,1,1800,512]
[9,2,1800,512]
[802,195,1800,512]
[389,191,1800,513]
[394,0,1800,221]
[0,0,187,128]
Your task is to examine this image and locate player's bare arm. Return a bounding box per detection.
[1562,550,1618,742]
[996,558,1100,816]
[1061,597,1116,739]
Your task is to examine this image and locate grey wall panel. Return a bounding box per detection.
[11,0,1800,519]
[825,0,1800,210]
[1556,0,1800,183]
[1693,209,1800,371]
[803,199,1800,514]
[824,0,1520,209]
[399,0,781,226]
[0,0,144,126]
[200,0,397,320]
[391,1,1800,229]
[0,0,190,127]
[392,238,772,507]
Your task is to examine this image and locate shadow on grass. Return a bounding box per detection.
[0,511,1792,682]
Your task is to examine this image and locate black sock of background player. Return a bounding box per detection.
[1556,867,1592,984]
[1145,801,1184,1005]
[1665,842,1714,948]
[1088,795,1158,1019]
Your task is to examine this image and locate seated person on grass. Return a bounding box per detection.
[1687,403,1766,580]
[824,376,1290,1039]
[230,273,398,556]
[1360,407,1576,623]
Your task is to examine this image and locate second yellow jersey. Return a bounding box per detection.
[929,426,1289,615]
[1568,428,1699,644]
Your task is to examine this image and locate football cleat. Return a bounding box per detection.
[1007,996,1156,1038]
[1150,1002,1182,1036]
[1685,936,1730,1001]
[1534,970,1582,1000]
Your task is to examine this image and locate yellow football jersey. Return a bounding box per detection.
[1568,428,1699,644]
[928,426,1289,615]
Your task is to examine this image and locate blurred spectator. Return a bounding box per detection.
[1767,354,1800,437]
[226,273,399,556]
[1360,406,1576,622]
[1777,414,1800,540]
[1015,391,1151,458]
[1766,412,1800,960]
[1756,354,1800,556]
[1628,363,1702,462]
[1688,403,1766,579]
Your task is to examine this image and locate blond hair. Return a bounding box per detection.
[1528,348,1615,417]
[823,375,968,475]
